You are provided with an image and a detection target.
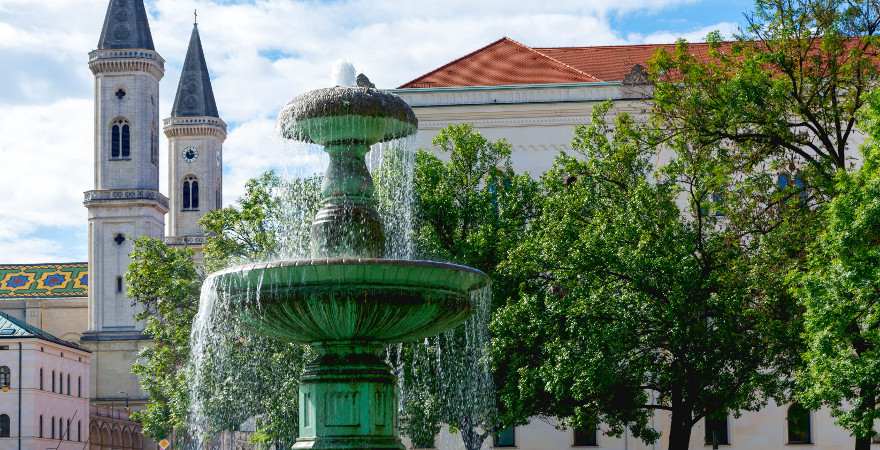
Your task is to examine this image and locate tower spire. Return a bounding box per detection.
[171,23,219,118]
[97,0,155,50]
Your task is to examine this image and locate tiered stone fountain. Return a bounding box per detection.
[208,86,489,449]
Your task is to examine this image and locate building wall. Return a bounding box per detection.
[0,339,90,450]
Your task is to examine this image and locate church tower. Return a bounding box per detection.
[164,20,226,256]
[82,0,167,402]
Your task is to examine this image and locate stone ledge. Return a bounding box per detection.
[84,189,169,209]
[165,235,208,246]
[80,330,150,342]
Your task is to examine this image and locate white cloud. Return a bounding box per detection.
[0,0,740,262]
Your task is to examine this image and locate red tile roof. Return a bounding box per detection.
[398,38,603,88]
[399,37,722,88]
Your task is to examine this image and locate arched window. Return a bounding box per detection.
[66,419,70,440]
[66,374,70,395]
[77,376,81,397]
[77,420,81,442]
[51,370,55,392]
[183,175,199,211]
[39,415,43,438]
[111,119,131,159]
[39,368,43,390]
[51,416,55,439]
[0,366,10,388]
[705,414,730,446]
[787,403,812,444]
[0,414,9,438]
[573,420,598,446]
[58,372,63,394]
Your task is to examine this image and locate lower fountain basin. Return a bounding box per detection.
[210,258,489,343]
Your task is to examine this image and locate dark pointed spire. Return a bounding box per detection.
[172,24,219,118]
[97,0,155,50]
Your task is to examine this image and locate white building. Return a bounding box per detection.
[394,37,872,450]
[0,311,91,450]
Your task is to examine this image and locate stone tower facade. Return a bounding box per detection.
[165,23,226,256]
[82,0,167,403]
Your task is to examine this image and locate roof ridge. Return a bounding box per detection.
[534,41,720,50]
[398,37,601,88]
[516,38,603,82]
[398,37,514,89]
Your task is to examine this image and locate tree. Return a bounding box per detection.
[128,238,201,441]
[652,0,880,187]
[795,93,880,450]
[129,172,320,447]
[491,103,794,450]
[399,124,539,450]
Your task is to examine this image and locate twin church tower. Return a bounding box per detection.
[82,0,224,396]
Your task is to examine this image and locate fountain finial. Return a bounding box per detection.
[356,73,376,89]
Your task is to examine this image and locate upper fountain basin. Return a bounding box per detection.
[209,258,489,344]
[279,87,418,146]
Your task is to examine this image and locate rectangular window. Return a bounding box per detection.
[704,416,730,446]
[78,376,81,397]
[51,370,55,393]
[77,420,81,442]
[495,427,516,447]
[573,421,598,446]
[39,415,43,438]
[117,276,124,294]
[66,374,70,395]
[39,368,43,390]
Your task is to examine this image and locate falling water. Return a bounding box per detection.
[185,104,495,450]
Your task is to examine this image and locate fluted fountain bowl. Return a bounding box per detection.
[211,258,489,344]
[279,87,418,146]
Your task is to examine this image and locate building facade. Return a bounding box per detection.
[0,1,224,448]
[0,311,91,450]
[395,37,871,450]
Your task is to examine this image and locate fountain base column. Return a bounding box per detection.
[295,343,403,450]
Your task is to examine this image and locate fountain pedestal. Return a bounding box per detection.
[296,344,401,450]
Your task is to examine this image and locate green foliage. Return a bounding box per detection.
[402,124,539,450]
[795,93,880,447]
[127,238,201,441]
[491,103,794,450]
[415,123,540,303]
[129,171,321,445]
[650,0,880,184]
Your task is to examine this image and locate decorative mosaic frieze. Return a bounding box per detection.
[0,263,88,299]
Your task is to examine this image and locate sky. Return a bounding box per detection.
[0,0,754,263]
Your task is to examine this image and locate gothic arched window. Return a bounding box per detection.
[111,119,131,159]
[183,175,199,211]
[0,414,9,438]
[0,366,10,388]
[787,403,812,444]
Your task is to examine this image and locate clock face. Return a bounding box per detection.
[182,146,199,163]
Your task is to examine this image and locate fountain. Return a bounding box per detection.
[205,85,489,449]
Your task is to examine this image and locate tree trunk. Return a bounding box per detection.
[856,436,871,450]
[667,412,693,450]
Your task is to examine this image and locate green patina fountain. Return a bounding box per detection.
[209,86,489,449]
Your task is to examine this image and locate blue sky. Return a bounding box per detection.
[0,0,753,263]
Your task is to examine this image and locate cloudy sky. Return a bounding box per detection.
[0,0,752,263]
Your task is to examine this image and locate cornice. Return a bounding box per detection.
[83,189,169,212]
[88,49,165,80]
[163,116,227,140]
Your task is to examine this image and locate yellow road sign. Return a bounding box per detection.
[158,438,171,449]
